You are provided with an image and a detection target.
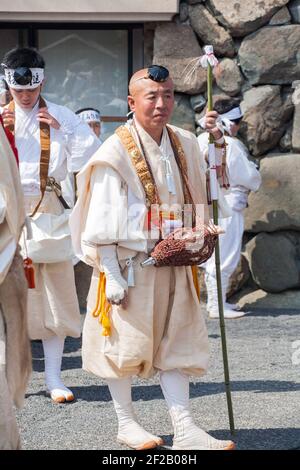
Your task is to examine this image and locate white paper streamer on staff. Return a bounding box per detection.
[208,143,219,200]
[200,45,219,69]
[183,45,219,84]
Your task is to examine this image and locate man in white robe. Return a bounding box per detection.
[61,107,103,211]
[0,121,31,449]
[1,47,100,403]
[76,107,103,143]
[70,66,235,450]
[198,99,261,319]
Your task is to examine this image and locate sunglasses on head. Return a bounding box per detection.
[130,65,170,87]
[14,67,32,86]
[146,65,169,82]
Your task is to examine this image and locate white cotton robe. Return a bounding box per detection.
[70,121,211,379]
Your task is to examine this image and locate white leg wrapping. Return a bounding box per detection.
[205,273,245,319]
[205,272,219,313]
[42,336,74,402]
[107,377,163,450]
[159,369,235,450]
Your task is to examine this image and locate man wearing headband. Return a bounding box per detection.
[70,66,235,450]
[76,107,102,142]
[61,107,103,259]
[61,108,102,211]
[198,99,261,319]
[0,47,100,404]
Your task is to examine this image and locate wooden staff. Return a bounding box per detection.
[202,45,235,435]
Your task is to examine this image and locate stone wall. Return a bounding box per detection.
[146,0,300,309]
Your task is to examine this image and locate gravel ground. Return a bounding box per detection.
[16,305,300,450]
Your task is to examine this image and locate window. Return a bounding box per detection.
[0,23,143,139]
[0,29,20,65]
[39,29,129,140]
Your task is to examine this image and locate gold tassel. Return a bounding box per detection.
[191,265,200,301]
[91,272,112,336]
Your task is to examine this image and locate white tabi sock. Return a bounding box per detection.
[206,273,246,319]
[42,336,74,402]
[107,377,163,450]
[159,369,235,450]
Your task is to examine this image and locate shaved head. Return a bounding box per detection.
[129,69,149,95]
[127,67,175,143]
[129,68,174,96]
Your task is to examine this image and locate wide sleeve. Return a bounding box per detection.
[58,108,101,172]
[81,165,147,252]
[82,165,124,246]
[227,140,261,192]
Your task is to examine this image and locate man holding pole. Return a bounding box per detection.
[71,65,235,450]
[198,98,261,319]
